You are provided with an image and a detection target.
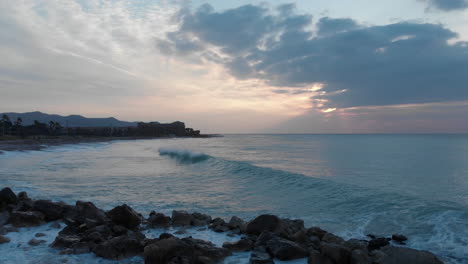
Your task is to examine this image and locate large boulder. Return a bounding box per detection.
[0,211,10,226]
[93,236,144,260]
[191,212,212,226]
[368,237,390,251]
[222,238,254,251]
[33,200,72,221]
[171,210,193,226]
[72,201,108,225]
[9,211,45,227]
[307,227,328,240]
[265,235,309,260]
[148,212,171,228]
[144,236,230,264]
[308,249,334,264]
[51,234,81,248]
[246,214,284,235]
[107,204,141,229]
[227,216,245,230]
[374,246,444,264]
[0,188,17,205]
[320,242,352,264]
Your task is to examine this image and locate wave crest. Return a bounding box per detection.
[159,148,210,164]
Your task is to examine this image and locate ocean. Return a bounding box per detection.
[1,134,467,263]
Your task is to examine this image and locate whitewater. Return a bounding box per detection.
[1,134,467,263]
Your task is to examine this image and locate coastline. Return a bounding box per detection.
[0,135,221,153]
[0,187,444,264]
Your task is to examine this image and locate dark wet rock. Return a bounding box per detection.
[391,234,408,243]
[214,224,229,233]
[246,214,284,235]
[9,211,45,227]
[72,241,92,254]
[171,210,193,226]
[307,226,328,240]
[351,249,371,264]
[366,234,376,239]
[222,237,254,251]
[191,212,212,226]
[374,246,443,264]
[368,237,390,251]
[249,248,274,264]
[266,235,309,260]
[293,229,309,244]
[0,235,10,244]
[308,249,334,264]
[51,234,81,248]
[321,242,352,264]
[282,219,305,237]
[107,204,141,229]
[0,211,9,226]
[33,200,72,221]
[28,238,46,246]
[159,233,176,240]
[93,235,144,260]
[144,236,230,264]
[0,187,17,206]
[17,191,29,200]
[322,232,345,244]
[1,225,18,234]
[35,232,46,237]
[308,235,321,250]
[50,222,62,229]
[111,224,127,236]
[148,212,171,228]
[85,225,113,240]
[86,232,104,243]
[227,216,245,230]
[72,201,108,225]
[174,229,188,235]
[344,239,368,251]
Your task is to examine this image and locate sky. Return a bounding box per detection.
[0,0,467,133]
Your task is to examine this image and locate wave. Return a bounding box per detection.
[159,148,211,164]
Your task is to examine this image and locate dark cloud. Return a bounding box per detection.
[426,0,468,11]
[162,4,468,108]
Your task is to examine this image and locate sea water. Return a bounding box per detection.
[0,134,467,263]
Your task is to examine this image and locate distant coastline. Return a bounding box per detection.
[0,134,221,153]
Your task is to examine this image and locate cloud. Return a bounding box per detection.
[163,3,468,109]
[425,0,468,11]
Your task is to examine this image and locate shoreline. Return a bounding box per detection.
[0,135,222,153]
[0,187,444,264]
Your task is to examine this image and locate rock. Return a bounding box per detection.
[72,241,92,254]
[320,242,352,264]
[85,225,112,240]
[249,248,274,264]
[293,229,309,244]
[375,246,443,264]
[308,235,321,250]
[72,201,108,225]
[0,187,17,206]
[368,237,390,251]
[28,238,46,246]
[222,238,254,251]
[144,236,230,264]
[391,234,408,243]
[322,232,345,244]
[210,217,225,227]
[51,234,81,248]
[213,225,229,233]
[351,249,371,264]
[107,204,141,229]
[308,249,334,264]
[9,211,45,227]
[0,211,10,226]
[344,239,368,251]
[148,212,171,228]
[227,216,245,230]
[260,233,309,260]
[307,227,328,240]
[93,236,144,260]
[17,191,29,200]
[191,212,212,226]
[171,210,193,226]
[35,232,46,237]
[282,219,305,237]
[33,200,71,221]
[246,214,284,235]
[0,235,10,244]
[1,225,18,233]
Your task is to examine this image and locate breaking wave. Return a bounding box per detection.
[159,148,211,164]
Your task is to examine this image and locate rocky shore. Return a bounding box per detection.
[0,187,444,264]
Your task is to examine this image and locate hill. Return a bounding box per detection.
[1,111,137,127]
